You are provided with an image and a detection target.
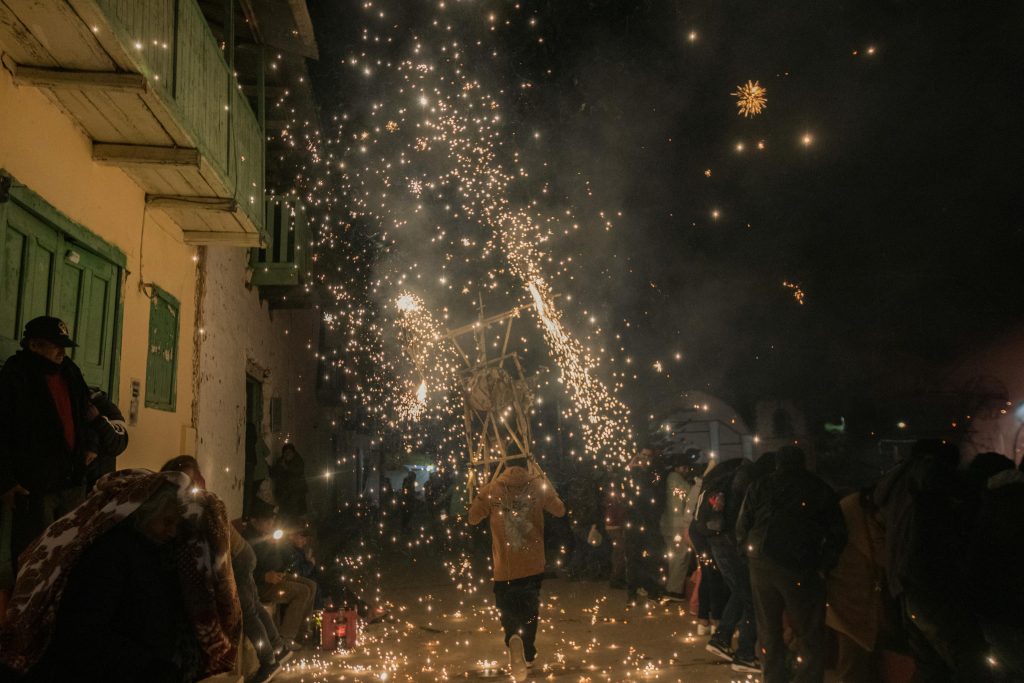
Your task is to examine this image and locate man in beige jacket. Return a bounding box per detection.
[469,465,565,681]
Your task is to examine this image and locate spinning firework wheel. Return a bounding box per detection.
[447,300,542,499]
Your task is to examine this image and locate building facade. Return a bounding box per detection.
[0,0,338,518]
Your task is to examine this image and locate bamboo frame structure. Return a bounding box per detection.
[446,298,542,500]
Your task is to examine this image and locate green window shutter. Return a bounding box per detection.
[145,286,179,411]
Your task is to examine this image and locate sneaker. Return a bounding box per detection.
[275,650,294,666]
[663,592,686,602]
[730,656,761,673]
[696,623,709,636]
[526,658,535,669]
[283,639,303,652]
[508,635,528,682]
[250,661,281,683]
[705,641,734,662]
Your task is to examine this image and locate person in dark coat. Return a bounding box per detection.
[698,455,760,673]
[0,317,97,581]
[623,447,665,605]
[737,446,846,683]
[270,443,308,521]
[875,439,994,683]
[565,463,606,581]
[84,387,129,491]
[965,453,1024,679]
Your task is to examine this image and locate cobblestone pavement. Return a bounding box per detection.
[275,548,766,683]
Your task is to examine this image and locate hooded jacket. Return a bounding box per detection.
[0,349,93,494]
[469,466,565,582]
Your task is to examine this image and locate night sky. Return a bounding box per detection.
[308,0,1024,432]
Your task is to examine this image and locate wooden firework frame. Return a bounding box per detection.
[446,298,543,500]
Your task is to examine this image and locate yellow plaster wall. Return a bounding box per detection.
[0,66,198,473]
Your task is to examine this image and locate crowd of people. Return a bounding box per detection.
[1,315,1022,683]
[509,440,1023,683]
[0,317,347,683]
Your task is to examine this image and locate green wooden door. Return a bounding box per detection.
[55,245,118,391]
[0,200,120,394]
[0,203,59,362]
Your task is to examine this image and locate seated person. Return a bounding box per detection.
[162,456,292,682]
[239,502,316,648]
[2,471,237,683]
[287,528,324,610]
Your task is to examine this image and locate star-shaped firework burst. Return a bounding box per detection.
[732,79,767,117]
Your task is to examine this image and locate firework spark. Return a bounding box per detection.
[782,280,806,305]
[732,79,767,117]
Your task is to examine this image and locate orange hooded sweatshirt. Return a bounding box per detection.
[469,466,566,581]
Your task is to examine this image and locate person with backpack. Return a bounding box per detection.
[696,454,762,674]
[736,446,846,683]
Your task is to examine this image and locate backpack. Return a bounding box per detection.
[693,460,743,536]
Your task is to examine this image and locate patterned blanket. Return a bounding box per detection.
[0,469,241,675]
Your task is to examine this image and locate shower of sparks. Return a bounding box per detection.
[782,280,806,305]
[328,30,637,465]
[392,292,461,426]
[732,79,767,117]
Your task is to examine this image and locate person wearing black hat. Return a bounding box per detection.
[0,316,98,581]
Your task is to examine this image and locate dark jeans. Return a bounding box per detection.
[698,563,729,621]
[494,574,543,662]
[709,538,756,660]
[233,542,282,664]
[749,558,826,683]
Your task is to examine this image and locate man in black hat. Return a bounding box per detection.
[0,316,98,577]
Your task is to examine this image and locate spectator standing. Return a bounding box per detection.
[875,440,994,682]
[469,465,565,682]
[696,455,759,673]
[603,473,628,589]
[270,443,308,521]
[624,447,665,605]
[161,456,290,683]
[965,453,1024,678]
[0,317,96,581]
[826,488,890,683]
[240,503,316,649]
[400,469,418,534]
[84,387,129,491]
[660,448,704,601]
[565,464,605,581]
[737,446,846,683]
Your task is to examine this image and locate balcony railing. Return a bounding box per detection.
[251,197,308,287]
[0,0,266,245]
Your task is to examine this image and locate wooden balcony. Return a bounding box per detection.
[251,197,306,286]
[0,0,265,246]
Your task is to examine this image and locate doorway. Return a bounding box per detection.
[244,374,263,517]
